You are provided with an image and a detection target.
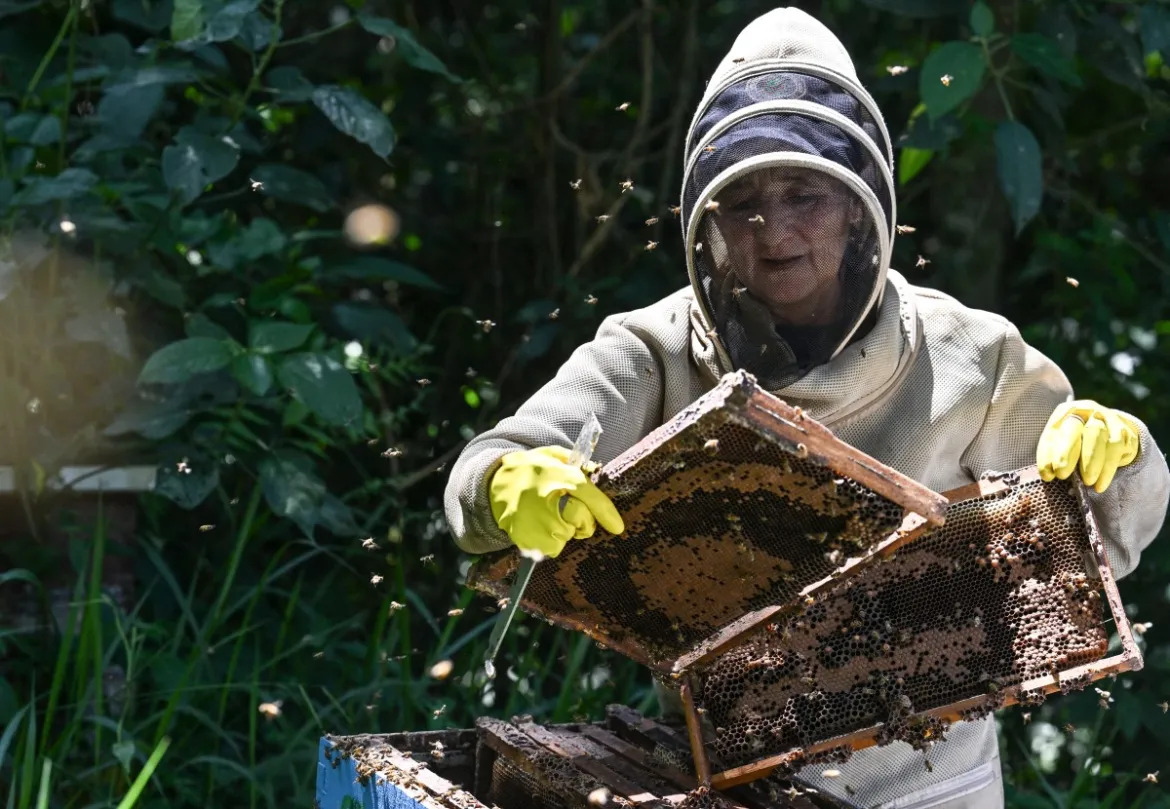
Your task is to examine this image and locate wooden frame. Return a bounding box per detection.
[677,468,1144,789]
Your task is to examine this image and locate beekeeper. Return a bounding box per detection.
[445,7,1169,808]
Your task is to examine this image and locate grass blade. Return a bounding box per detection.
[114,736,170,809]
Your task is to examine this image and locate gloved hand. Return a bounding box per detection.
[489,446,625,558]
[1036,400,1141,493]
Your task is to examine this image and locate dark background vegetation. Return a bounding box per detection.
[0,0,1168,806]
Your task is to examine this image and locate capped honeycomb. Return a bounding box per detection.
[469,370,947,668]
[678,469,1142,785]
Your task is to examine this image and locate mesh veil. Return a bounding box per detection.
[682,70,894,390]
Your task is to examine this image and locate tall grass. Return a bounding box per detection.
[0,490,655,808]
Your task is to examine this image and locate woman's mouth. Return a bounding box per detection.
[758,255,804,272]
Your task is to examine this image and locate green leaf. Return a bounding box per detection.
[259,450,327,539]
[97,83,165,140]
[994,120,1043,234]
[154,448,219,509]
[919,41,986,120]
[112,0,172,32]
[277,353,362,426]
[1139,4,1170,56]
[356,13,460,81]
[969,1,994,37]
[12,168,98,206]
[249,164,335,212]
[319,493,360,537]
[237,11,279,51]
[4,113,60,145]
[266,65,315,102]
[171,0,203,41]
[856,0,966,17]
[898,147,934,186]
[184,313,232,340]
[332,303,416,352]
[1011,33,1082,86]
[248,321,314,353]
[162,131,240,204]
[139,338,235,384]
[311,85,396,159]
[207,218,286,269]
[230,353,273,396]
[328,257,442,290]
[205,0,258,42]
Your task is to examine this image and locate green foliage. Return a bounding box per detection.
[1,1,1168,808]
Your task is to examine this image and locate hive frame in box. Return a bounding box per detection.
[468,370,949,672]
[671,467,1144,790]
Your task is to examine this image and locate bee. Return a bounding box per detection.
[703,145,717,153]
[1066,277,1079,288]
[388,601,405,613]
[895,224,916,234]
[915,255,931,268]
[584,294,598,305]
[645,216,659,226]
[695,242,703,253]
[616,102,631,111]
[420,554,436,565]
[748,214,765,225]
[199,524,215,532]
[361,537,378,550]
[620,179,634,193]
[370,574,384,585]
[886,65,909,76]
[669,205,682,217]
[940,74,953,86]
[475,319,496,333]
[645,241,658,251]
[417,378,432,387]
[569,178,582,190]
[1144,772,1159,784]
[548,308,560,320]
[704,199,720,213]
[447,608,464,617]
[433,704,447,718]
[732,57,746,64]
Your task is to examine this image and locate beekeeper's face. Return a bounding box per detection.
[714,167,854,324]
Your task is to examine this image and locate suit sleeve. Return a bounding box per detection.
[443,316,666,554]
[960,323,1169,579]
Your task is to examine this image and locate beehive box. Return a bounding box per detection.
[315,706,852,809]
[668,468,1143,788]
[469,370,948,670]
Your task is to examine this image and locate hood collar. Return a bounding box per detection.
[690,269,920,424]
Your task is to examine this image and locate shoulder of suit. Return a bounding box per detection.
[900,276,1017,349]
[607,286,695,336]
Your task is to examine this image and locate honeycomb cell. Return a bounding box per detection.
[469,370,944,667]
[688,475,1117,769]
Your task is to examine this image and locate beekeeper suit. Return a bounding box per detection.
[445,8,1169,808]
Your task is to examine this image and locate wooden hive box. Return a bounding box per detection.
[315,706,854,809]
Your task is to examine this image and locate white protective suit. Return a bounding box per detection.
[445,8,1170,808]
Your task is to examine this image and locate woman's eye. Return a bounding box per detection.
[790,194,821,207]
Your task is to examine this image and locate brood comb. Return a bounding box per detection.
[469,370,948,670]
[667,468,1143,788]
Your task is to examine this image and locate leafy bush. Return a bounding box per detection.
[0,0,1167,807]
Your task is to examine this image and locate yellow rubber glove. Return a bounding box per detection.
[1036,400,1141,493]
[489,446,625,558]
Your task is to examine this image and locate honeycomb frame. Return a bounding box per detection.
[672,467,1144,790]
[468,370,949,671]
